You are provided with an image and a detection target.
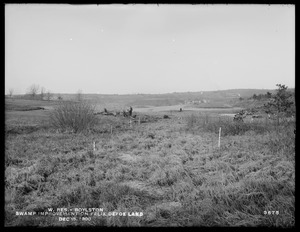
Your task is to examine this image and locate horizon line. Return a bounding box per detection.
[8,86,295,96]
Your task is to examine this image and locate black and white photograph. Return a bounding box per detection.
[5,4,295,227]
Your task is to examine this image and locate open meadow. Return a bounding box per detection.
[5,98,295,227]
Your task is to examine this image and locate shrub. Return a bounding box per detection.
[49,100,97,133]
[264,84,295,118]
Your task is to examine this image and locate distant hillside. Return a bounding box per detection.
[12,88,294,109]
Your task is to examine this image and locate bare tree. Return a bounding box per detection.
[27,84,39,99]
[46,90,53,101]
[40,87,46,100]
[8,88,14,98]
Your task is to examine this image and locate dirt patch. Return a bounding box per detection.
[6,105,45,111]
[6,125,40,135]
[18,107,45,111]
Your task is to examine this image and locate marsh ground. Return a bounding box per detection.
[5,99,295,227]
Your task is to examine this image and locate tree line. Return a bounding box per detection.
[7,85,86,102]
[7,84,54,101]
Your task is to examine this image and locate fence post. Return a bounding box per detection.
[218,127,221,148]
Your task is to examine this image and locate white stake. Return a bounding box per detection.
[218,127,221,148]
[93,141,96,151]
[129,119,132,128]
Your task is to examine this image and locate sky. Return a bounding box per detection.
[5,4,295,95]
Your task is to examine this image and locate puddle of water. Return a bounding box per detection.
[134,105,242,113]
[219,113,236,117]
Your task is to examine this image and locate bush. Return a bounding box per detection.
[49,101,97,133]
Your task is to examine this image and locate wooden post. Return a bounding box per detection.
[110,125,112,134]
[218,127,221,148]
[139,116,140,125]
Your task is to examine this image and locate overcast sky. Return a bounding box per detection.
[5,4,295,95]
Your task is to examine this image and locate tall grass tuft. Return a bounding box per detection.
[186,114,294,136]
[49,100,97,133]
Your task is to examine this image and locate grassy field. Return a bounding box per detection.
[5,99,295,227]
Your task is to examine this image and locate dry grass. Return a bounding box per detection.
[5,103,295,227]
[186,113,294,136]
